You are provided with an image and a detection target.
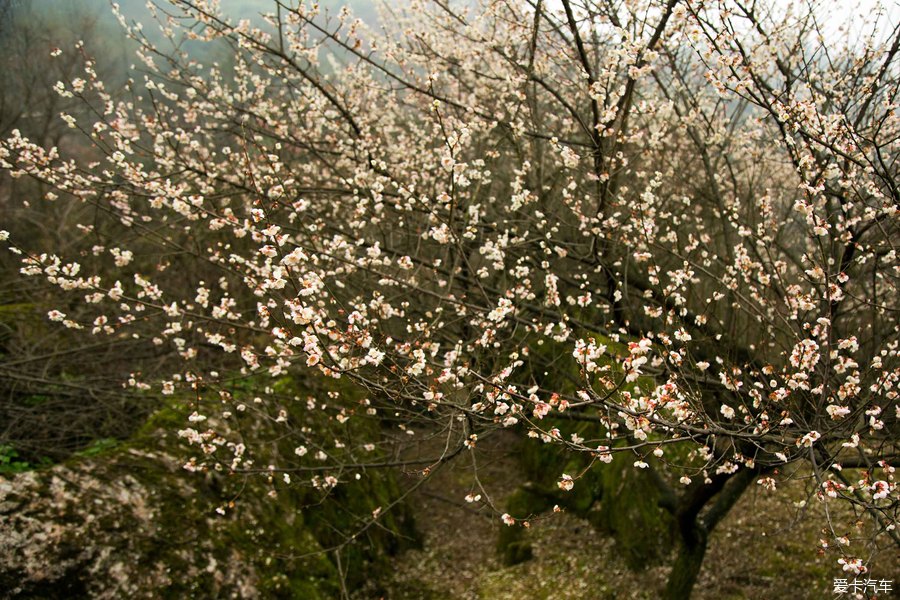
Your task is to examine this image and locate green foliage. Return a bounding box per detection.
[0,444,52,474]
[73,438,119,458]
[0,445,31,475]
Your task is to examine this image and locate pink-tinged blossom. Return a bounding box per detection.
[0,0,897,586]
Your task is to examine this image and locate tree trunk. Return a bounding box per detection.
[663,523,708,600]
[661,467,760,599]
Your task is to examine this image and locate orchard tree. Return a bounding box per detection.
[0,0,166,462]
[1,0,898,596]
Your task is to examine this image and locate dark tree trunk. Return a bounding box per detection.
[664,522,708,599]
[660,467,760,599]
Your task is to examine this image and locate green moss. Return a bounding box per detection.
[6,373,420,598]
[248,375,421,583]
[73,438,119,458]
[0,303,36,323]
[497,486,552,565]
[501,329,681,571]
[501,431,674,571]
[584,451,674,569]
[135,400,191,439]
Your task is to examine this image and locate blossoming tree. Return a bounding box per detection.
[1,0,898,596]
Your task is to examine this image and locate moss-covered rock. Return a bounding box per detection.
[497,485,552,565]
[583,451,675,569]
[0,380,418,598]
[498,430,675,571]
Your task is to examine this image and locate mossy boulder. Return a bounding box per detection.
[497,485,550,564]
[0,384,418,598]
[498,429,675,570]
